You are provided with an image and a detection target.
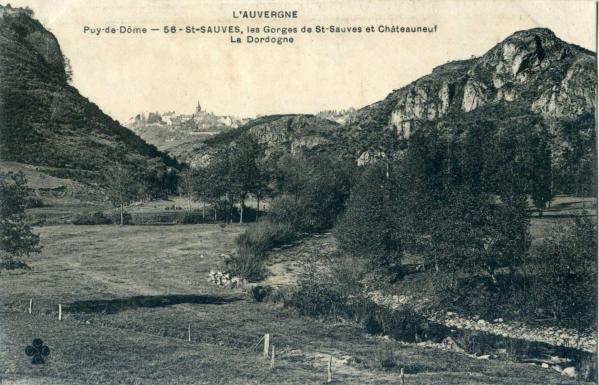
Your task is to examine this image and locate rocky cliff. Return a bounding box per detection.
[348,28,595,143]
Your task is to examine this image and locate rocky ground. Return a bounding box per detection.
[368,291,596,353]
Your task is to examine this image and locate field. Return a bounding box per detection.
[0,221,593,384]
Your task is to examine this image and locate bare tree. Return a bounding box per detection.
[179,168,196,211]
[105,164,142,226]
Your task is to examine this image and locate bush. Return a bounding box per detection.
[226,252,266,282]
[177,211,207,224]
[431,216,597,330]
[72,211,133,225]
[268,195,308,231]
[0,171,41,264]
[285,256,366,319]
[527,217,597,329]
[249,285,273,302]
[72,212,112,225]
[109,211,132,225]
[24,196,45,208]
[374,344,397,369]
[0,251,32,270]
[226,219,297,281]
[287,272,348,318]
[235,219,297,258]
[284,255,438,342]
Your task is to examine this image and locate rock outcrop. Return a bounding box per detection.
[348,28,595,143]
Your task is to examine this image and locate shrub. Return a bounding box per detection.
[128,212,175,225]
[226,252,266,282]
[374,344,397,369]
[0,251,31,270]
[268,195,307,231]
[235,219,297,258]
[24,196,45,208]
[212,199,240,222]
[0,171,41,266]
[226,219,297,281]
[249,285,273,302]
[287,278,346,318]
[285,256,365,319]
[109,211,132,225]
[73,211,132,225]
[527,216,597,329]
[72,211,112,225]
[177,211,207,224]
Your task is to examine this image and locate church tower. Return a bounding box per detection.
[195,101,202,115]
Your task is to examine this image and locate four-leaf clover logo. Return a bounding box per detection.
[25,338,50,364]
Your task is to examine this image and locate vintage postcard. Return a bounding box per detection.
[0,0,596,384]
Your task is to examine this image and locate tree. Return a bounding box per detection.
[203,146,235,222]
[531,216,596,326]
[530,132,553,217]
[0,172,41,269]
[269,153,354,232]
[426,190,530,285]
[193,167,211,220]
[334,163,403,273]
[179,168,196,211]
[228,135,264,223]
[104,164,143,225]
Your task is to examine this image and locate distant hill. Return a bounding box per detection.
[181,114,341,167]
[0,5,178,196]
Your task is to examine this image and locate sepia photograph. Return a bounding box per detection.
[0,0,597,384]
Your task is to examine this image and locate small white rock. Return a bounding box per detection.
[561,367,577,378]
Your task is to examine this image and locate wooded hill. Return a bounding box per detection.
[0,5,179,196]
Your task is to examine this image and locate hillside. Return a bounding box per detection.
[344,28,595,158]
[0,5,178,193]
[182,114,341,167]
[181,28,595,198]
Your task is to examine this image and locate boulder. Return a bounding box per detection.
[562,367,577,378]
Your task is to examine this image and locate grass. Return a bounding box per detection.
[0,224,593,384]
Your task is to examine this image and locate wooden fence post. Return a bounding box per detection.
[263,333,270,357]
[400,367,405,385]
[188,324,191,342]
[58,304,62,321]
[327,355,332,383]
[28,298,32,314]
[270,345,275,369]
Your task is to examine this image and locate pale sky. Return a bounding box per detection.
[9,0,598,122]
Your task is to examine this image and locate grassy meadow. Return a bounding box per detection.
[0,216,593,384]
